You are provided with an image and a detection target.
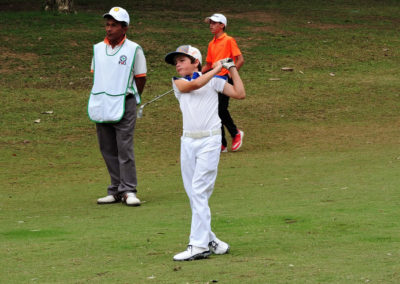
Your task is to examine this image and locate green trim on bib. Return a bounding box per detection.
[87,95,126,124]
[127,46,142,105]
[90,91,126,97]
[88,40,142,123]
[88,44,127,123]
[92,45,95,72]
[125,46,138,97]
[105,39,126,56]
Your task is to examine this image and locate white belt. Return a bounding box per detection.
[183,129,221,139]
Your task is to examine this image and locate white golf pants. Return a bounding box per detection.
[180,134,221,249]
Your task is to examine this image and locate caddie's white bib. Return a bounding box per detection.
[88,39,139,123]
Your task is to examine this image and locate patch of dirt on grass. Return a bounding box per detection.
[0,47,39,74]
[305,22,361,30]
[245,25,293,36]
[231,11,292,42]
[230,11,283,24]
[233,36,259,50]
[271,121,400,151]
[134,26,173,35]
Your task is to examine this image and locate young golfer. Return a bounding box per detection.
[88,7,146,206]
[165,45,246,261]
[202,13,245,152]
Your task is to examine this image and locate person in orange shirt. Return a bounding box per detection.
[202,13,245,152]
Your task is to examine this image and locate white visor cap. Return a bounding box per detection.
[103,7,130,25]
[205,13,227,27]
[165,45,202,66]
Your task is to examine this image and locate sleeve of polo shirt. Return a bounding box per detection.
[229,37,242,58]
[133,47,147,78]
[210,77,226,94]
[172,78,181,99]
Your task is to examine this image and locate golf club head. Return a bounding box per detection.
[137,106,144,118]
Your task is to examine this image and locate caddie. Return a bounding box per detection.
[88,7,147,206]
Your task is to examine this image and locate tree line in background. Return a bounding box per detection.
[44,0,74,13]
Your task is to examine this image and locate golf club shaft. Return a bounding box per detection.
[142,89,174,107]
[137,89,174,118]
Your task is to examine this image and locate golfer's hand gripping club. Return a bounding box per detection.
[220,58,235,70]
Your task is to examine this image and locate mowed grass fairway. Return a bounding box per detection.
[1,0,400,283]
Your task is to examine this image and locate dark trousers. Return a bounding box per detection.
[219,77,238,147]
[96,95,137,195]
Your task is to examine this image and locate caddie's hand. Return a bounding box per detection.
[212,60,223,72]
[220,58,236,70]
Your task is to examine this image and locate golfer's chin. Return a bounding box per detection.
[177,71,187,77]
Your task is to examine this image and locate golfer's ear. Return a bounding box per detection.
[195,59,202,71]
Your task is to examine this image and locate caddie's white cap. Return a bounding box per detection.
[205,13,227,27]
[103,7,130,25]
[165,45,202,66]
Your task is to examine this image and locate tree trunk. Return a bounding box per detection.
[44,0,74,13]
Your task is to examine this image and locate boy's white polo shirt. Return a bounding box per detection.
[172,72,226,132]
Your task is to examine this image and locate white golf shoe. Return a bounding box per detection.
[208,238,230,255]
[123,192,141,207]
[173,245,211,261]
[97,194,121,204]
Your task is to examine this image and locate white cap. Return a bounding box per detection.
[205,13,227,27]
[165,45,202,66]
[103,7,130,25]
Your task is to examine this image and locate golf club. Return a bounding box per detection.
[137,89,174,118]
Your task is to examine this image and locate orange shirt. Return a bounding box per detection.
[104,35,126,46]
[205,33,242,76]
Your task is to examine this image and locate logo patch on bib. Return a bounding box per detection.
[119,55,127,65]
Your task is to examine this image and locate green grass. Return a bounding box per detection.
[1,1,400,283]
